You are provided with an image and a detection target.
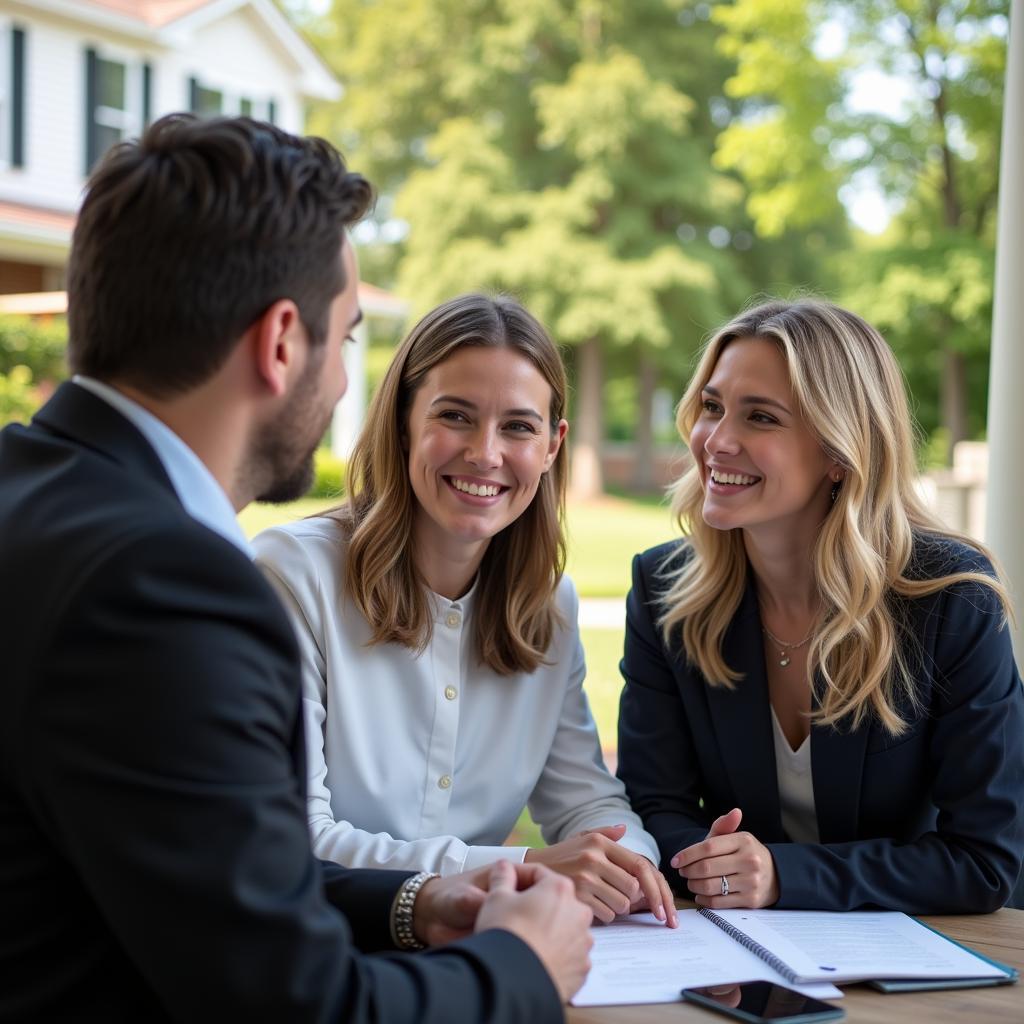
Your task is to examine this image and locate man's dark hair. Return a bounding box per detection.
[67,114,373,395]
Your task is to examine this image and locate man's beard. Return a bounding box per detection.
[250,349,334,504]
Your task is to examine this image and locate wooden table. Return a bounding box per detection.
[568,908,1023,1023]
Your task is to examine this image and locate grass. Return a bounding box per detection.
[564,495,676,597]
[238,497,337,538]
[580,627,626,748]
[240,493,677,599]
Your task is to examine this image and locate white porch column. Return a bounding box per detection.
[986,0,1024,668]
[331,318,368,460]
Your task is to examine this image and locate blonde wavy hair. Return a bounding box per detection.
[660,298,1012,735]
[329,293,568,675]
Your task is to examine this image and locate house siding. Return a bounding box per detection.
[163,7,303,129]
[0,1,327,233]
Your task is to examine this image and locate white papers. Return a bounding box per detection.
[571,912,843,1007]
[707,910,1008,984]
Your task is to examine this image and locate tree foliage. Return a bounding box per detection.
[314,0,752,333]
[713,0,1008,450]
[308,0,763,492]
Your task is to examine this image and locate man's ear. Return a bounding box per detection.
[252,299,304,398]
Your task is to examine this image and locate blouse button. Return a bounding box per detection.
[444,685,458,701]
[438,774,452,790]
[445,612,460,628]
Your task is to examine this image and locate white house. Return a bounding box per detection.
[0,0,340,291]
[0,0,407,454]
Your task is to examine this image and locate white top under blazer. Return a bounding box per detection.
[254,517,659,876]
[770,707,820,844]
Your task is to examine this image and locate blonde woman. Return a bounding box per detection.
[255,293,676,926]
[617,299,1024,914]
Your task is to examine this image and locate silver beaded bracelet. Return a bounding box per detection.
[390,871,439,951]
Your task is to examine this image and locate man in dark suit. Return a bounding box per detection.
[0,114,591,1022]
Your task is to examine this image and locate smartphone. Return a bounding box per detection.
[680,981,845,1023]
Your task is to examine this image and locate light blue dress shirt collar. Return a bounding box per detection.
[72,376,252,557]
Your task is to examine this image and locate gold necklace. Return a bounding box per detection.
[761,623,814,668]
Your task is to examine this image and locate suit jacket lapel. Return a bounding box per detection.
[810,681,870,843]
[33,381,177,497]
[705,575,787,842]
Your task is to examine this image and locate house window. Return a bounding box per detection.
[188,77,276,123]
[85,47,148,172]
[189,77,223,117]
[93,57,128,156]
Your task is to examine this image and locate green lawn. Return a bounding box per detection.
[580,627,626,748]
[238,496,337,538]
[564,496,677,597]
[239,493,677,599]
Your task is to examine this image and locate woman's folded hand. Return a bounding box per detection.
[525,824,677,927]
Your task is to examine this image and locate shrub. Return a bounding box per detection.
[0,315,68,381]
[0,365,40,427]
[309,449,347,499]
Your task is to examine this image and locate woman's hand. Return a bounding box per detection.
[671,808,780,909]
[525,824,677,926]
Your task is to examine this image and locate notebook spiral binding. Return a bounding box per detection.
[698,907,799,984]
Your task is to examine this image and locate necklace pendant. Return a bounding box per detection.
[779,655,791,667]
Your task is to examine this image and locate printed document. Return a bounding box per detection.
[572,912,842,1007]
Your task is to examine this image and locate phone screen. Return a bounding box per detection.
[681,981,845,1023]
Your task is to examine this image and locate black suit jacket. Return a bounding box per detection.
[617,539,1024,914]
[0,383,560,1022]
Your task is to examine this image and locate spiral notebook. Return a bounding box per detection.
[698,907,1018,990]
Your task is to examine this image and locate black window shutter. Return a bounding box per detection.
[189,76,199,112]
[85,47,98,173]
[11,27,25,167]
[142,62,152,127]
[267,99,276,125]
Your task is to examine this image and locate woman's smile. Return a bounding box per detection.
[444,474,511,502]
[705,463,762,494]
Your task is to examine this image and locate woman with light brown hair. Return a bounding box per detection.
[255,293,676,926]
[617,298,1024,914]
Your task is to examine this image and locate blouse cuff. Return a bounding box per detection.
[616,829,661,866]
[460,845,530,872]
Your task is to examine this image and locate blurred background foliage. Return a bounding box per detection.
[3,1,1008,477]
[287,0,1007,482]
[0,316,67,428]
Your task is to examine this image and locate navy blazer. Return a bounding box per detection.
[0,383,560,1023]
[617,538,1024,914]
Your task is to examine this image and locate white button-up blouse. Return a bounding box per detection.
[254,517,659,876]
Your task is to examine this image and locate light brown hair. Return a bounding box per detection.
[332,293,568,675]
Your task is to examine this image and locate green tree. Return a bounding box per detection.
[714,0,1008,456]
[309,0,756,495]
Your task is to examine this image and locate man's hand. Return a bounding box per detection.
[670,808,780,909]
[412,866,494,947]
[526,825,677,926]
[474,860,594,1003]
